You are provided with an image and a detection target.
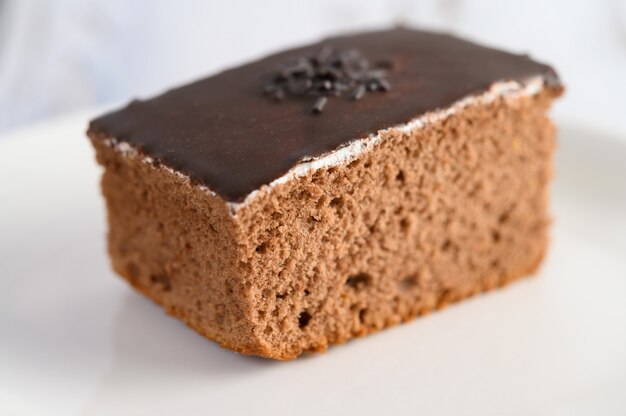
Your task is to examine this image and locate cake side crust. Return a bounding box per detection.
[89,137,271,356]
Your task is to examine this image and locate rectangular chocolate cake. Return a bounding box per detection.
[88,28,563,359]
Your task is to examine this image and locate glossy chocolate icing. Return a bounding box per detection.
[89,28,561,202]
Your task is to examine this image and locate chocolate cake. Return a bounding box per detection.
[88,28,563,360]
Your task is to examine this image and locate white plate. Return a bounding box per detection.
[1,113,625,416]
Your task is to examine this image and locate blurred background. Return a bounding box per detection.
[1,3,626,414]
[0,0,625,136]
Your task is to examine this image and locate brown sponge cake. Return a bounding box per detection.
[88,28,563,360]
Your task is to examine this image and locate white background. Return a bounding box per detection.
[0,0,626,136]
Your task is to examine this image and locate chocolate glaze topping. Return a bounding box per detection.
[89,28,561,202]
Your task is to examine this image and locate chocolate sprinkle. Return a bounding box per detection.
[264,46,391,113]
[312,96,328,114]
[352,84,366,100]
